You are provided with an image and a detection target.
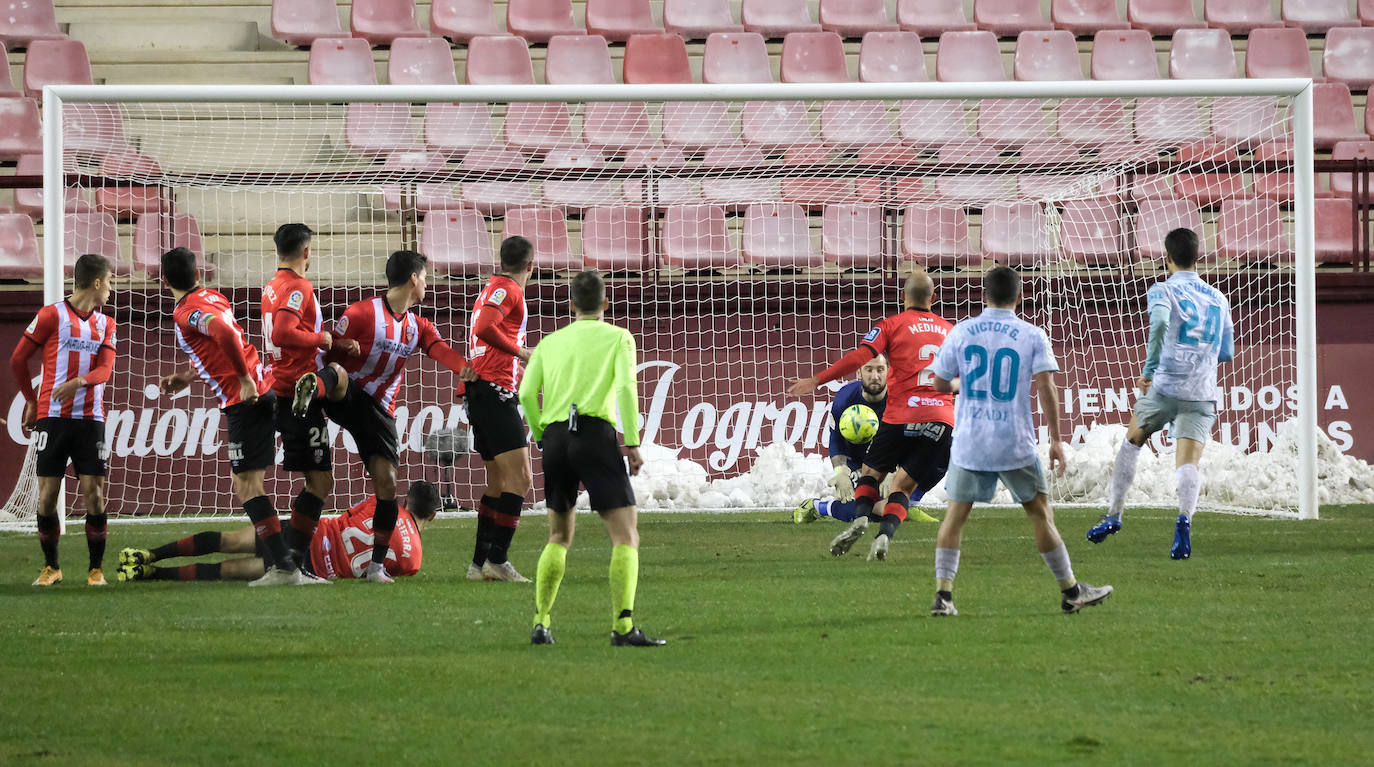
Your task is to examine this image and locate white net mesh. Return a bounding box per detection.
[49,89,1314,517]
[0,439,41,527]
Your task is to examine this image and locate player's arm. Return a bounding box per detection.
[929,336,961,394]
[11,308,56,426]
[516,345,545,445]
[613,329,644,475]
[271,307,331,351]
[472,302,529,362]
[1034,371,1067,476]
[788,345,878,396]
[323,303,368,364]
[1217,306,1235,364]
[1139,288,1170,390]
[418,318,475,378]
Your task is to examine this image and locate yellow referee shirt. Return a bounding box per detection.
[517,317,641,446]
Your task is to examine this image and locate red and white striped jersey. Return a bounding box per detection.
[22,301,117,421]
[468,274,527,391]
[173,288,268,409]
[332,296,444,415]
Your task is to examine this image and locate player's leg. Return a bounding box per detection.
[278,394,333,564]
[830,465,886,557]
[1012,467,1113,613]
[868,469,917,562]
[363,455,401,583]
[532,422,577,644]
[930,464,995,616]
[481,446,532,581]
[293,361,348,417]
[470,383,532,580]
[233,467,297,578]
[1090,392,1169,542]
[600,505,661,646]
[470,456,502,575]
[33,474,64,586]
[118,525,261,582]
[1168,401,1214,560]
[76,474,108,585]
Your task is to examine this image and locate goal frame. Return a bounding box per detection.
[40,79,1320,521]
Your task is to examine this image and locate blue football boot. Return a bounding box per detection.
[1170,514,1191,560]
[1086,514,1122,544]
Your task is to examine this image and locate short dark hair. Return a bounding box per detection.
[274,223,313,259]
[73,253,111,290]
[1164,227,1199,269]
[983,265,1021,306]
[500,235,534,272]
[161,247,199,291]
[571,270,605,314]
[405,480,442,522]
[385,250,428,288]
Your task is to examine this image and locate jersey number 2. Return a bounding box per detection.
[915,344,942,388]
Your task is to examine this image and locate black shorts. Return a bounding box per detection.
[862,421,953,492]
[32,417,107,478]
[323,384,398,467]
[464,378,527,461]
[224,393,278,475]
[541,417,635,513]
[275,394,331,473]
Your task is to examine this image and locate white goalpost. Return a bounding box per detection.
[15,78,1320,525]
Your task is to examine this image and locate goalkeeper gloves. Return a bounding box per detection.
[829,466,855,502]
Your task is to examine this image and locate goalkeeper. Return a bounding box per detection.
[792,354,939,525]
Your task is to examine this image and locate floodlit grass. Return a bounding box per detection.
[2,506,1371,765]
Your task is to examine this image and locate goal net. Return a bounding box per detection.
[26,81,1317,523]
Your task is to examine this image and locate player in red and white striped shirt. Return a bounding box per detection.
[9,254,117,587]
[291,250,474,583]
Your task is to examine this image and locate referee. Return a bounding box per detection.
[517,270,664,648]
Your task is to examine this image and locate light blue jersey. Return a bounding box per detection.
[930,308,1058,472]
[1143,271,1235,402]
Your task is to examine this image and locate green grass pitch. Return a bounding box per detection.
[2,506,1372,766]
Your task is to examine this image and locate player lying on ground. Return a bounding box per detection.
[788,270,955,562]
[927,266,1112,617]
[1087,227,1235,560]
[291,250,474,584]
[518,270,664,647]
[792,353,939,526]
[9,254,117,587]
[116,482,441,582]
[157,247,325,587]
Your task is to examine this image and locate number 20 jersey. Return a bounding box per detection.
[1147,271,1234,403]
[859,309,955,427]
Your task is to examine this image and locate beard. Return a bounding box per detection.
[862,382,886,398]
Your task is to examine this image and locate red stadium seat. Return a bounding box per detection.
[1173,142,1244,204]
[701,143,779,208]
[273,0,345,46]
[461,148,540,213]
[1017,140,1084,199]
[820,0,899,36]
[1051,0,1129,34]
[1330,140,1374,197]
[935,141,1010,202]
[67,211,125,275]
[823,205,883,268]
[664,0,743,39]
[1314,198,1355,264]
[742,0,823,36]
[1058,97,1129,146]
[1206,0,1283,33]
[507,0,583,42]
[23,39,92,99]
[741,99,816,150]
[425,102,496,156]
[779,144,855,207]
[1061,199,1126,265]
[859,30,925,81]
[1244,27,1314,79]
[542,145,619,210]
[547,36,654,150]
[974,0,1052,36]
[1323,27,1374,91]
[1169,28,1238,79]
[899,100,972,148]
[902,204,975,267]
[587,0,661,42]
[1218,198,1288,263]
[430,0,501,43]
[346,103,420,155]
[742,203,822,268]
[1128,0,1206,34]
[1211,96,1281,146]
[622,144,698,206]
[662,101,735,150]
[1312,83,1366,148]
[388,37,457,84]
[0,214,40,279]
[0,43,19,96]
[1363,0,1374,24]
[1251,140,1293,202]
[853,144,928,203]
[464,35,534,83]
[64,102,133,158]
[502,207,579,272]
[466,37,572,152]
[1135,97,1205,145]
[1135,199,1205,260]
[582,207,650,271]
[350,0,426,46]
[662,205,738,268]
[1090,29,1160,79]
[704,32,773,82]
[897,0,976,37]
[132,213,202,276]
[1014,30,1084,80]
[308,37,376,84]
[822,100,894,147]
[420,209,495,275]
[982,202,1053,265]
[547,34,616,83]
[0,0,63,49]
[623,33,694,83]
[780,31,849,82]
[0,98,43,160]
[13,154,94,219]
[380,151,463,211]
[936,31,1005,81]
[1282,0,1358,33]
[94,151,166,219]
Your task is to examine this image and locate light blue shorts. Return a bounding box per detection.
[1134,389,1216,444]
[944,460,1049,504]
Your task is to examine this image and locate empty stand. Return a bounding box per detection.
[741,203,821,268]
[897,0,976,37]
[507,0,584,42]
[547,34,616,83]
[542,145,618,209]
[701,143,779,208]
[1014,30,1084,80]
[350,0,426,46]
[0,43,17,96]
[586,0,661,41]
[582,206,650,270]
[1206,0,1283,33]
[0,0,63,49]
[903,205,974,267]
[1282,0,1358,33]
[430,0,501,43]
[663,0,744,39]
[974,0,1053,36]
[425,101,496,155]
[503,208,579,272]
[347,103,420,154]
[981,202,1051,265]
[1314,198,1355,264]
[1323,27,1374,90]
[822,205,883,268]
[94,152,166,219]
[859,30,925,81]
[66,211,124,275]
[464,35,535,83]
[935,142,1009,201]
[741,99,815,149]
[1090,29,1160,79]
[0,98,43,161]
[388,37,458,84]
[1212,95,1281,146]
[380,150,463,211]
[548,36,654,150]
[132,213,201,275]
[23,39,93,99]
[819,0,899,36]
[1169,28,1239,79]
[1135,200,1205,260]
[1128,0,1206,34]
[1017,140,1084,198]
[1051,0,1129,34]
[1218,198,1288,263]
[1061,200,1126,265]
[1244,27,1315,79]
[0,214,40,280]
[703,32,773,82]
[662,205,737,268]
[1313,83,1366,148]
[1330,141,1374,197]
[461,148,540,212]
[273,0,345,47]
[821,99,894,146]
[64,102,132,158]
[12,154,92,218]
[1173,142,1245,204]
[779,31,849,82]
[1251,140,1293,201]
[465,36,571,151]
[421,209,494,275]
[623,33,694,82]
[937,31,1005,80]
[309,37,377,84]
[1135,97,1205,145]
[662,101,735,150]
[621,145,698,206]
[742,0,823,36]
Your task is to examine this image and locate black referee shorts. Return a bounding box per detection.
[224,393,278,475]
[323,385,398,467]
[32,417,107,478]
[464,378,527,461]
[863,421,953,492]
[541,417,635,514]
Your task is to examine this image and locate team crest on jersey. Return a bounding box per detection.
[336,316,349,335]
[863,327,880,342]
[491,288,507,305]
[287,290,305,310]
[404,323,418,345]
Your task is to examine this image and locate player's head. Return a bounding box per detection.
[405,480,442,529]
[983,265,1021,308]
[859,353,888,397]
[499,235,535,276]
[571,269,607,316]
[903,268,934,310]
[274,223,313,270]
[386,249,429,300]
[73,253,113,304]
[1164,227,1200,271]
[160,247,200,293]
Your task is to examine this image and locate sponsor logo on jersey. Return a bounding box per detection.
[336,316,349,335]
[490,288,507,305]
[58,337,104,355]
[25,316,38,334]
[863,327,880,342]
[376,337,414,357]
[287,290,304,310]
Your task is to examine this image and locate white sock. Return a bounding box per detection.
[1177,464,1201,521]
[1107,441,1142,519]
[934,548,960,583]
[1040,544,1075,587]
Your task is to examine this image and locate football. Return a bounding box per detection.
[838,404,880,444]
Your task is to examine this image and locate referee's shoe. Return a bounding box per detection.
[611,627,666,647]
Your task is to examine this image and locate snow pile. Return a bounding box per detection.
[628,442,832,511]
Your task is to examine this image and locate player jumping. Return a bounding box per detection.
[116,481,441,582]
[788,270,955,562]
[465,236,536,582]
[157,247,323,586]
[1086,228,1235,559]
[9,254,117,587]
[927,266,1112,616]
[291,250,473,583]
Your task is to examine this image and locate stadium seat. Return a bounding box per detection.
[1363,0,1374,24]
[1173,142,1244,204]
[664,0,744,39]
[273,0,345,46]
[780,31,849,82]
[853,144,928,203]
[1061,200,1126,265]
[897,0,975,37]
[0,98,42,160]
[1206,0,1283,33]
[780,144,857,207]
[1218,198,1288,263]
[935,141,1010,202]
[380,150,463,211]
[350,0,426,46]
[1212,96,1281,146]
[900,100,973,148]
[506,0,583,42]
[623,33,694,83]
[465,35,535,83]
[1127,0,1207,34]
[1135,97,1205,145]
[547,34,616,83]
[701,143,780,208]
[902,204,974,267]
[430,0,501,43]
[1323,28,1374,91]
[741,99,816,150]
[582,206,650,271]
[859,30,925,81]
[936,31,1006,81]
[420,209,495,275]
[12,155,94,219]
[542,145,619,210]
[388,37,457,84]
[461,147,540,213]
[662,101,736,150]
[1014,30,1084,80]
[309,38,376,84]
[1134,199,1205,260]
[1090,29,1160,79]
[425,102,496,155]
[0,0,63,49]
[1058,98,1129,146]
[67,211,126,275]
[0,43,18,96]
[132,213,202,276]
[741,203,822,269]
[1169,29,1238,79]
[1244,27,1314,79]
[1251,141,1293,201]
[23,39,92,99]
[822,205,884,268]
[982,202,1052,265]
[347,103,421,154]
[1330,140,1374,197]
[661,205,738,268]
[0,214,40,279]
[974,0,1053,36]
[1282,0,1358,33]
[704,32,773,82]
[465,37,573,152]
[94,152,166,219]
[742,0,823,36]
[621,144,699,206]
[820,0,899,36]
[1017,140,1084,199]
[1314,197,1355,264]
[546,36,654,151]
[502,207,580,272]
[586,0,661,41]
[1313,83,1366,148]
[1051,0,1129,34]
[822,100,894,147]
[64,102,133,158]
